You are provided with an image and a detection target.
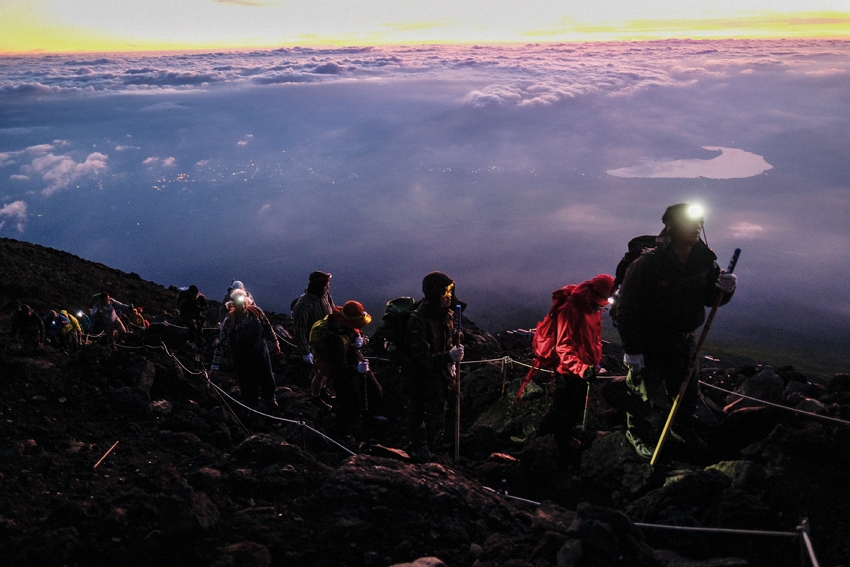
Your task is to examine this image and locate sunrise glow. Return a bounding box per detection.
[1,0,849,54]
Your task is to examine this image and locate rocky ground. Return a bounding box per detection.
[1,236,849,567]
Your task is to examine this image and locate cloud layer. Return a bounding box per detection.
[1,39,848,342]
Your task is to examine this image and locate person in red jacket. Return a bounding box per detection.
[536,274,615,460]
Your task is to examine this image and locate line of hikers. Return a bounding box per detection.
[7,202,738,461]
[208,202,737,461]
[9,292,151,350]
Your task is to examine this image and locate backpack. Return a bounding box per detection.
[227,305,266,352]
[371,297,419,366]
[309,315,349,376]
[609,234,657,326]
[515,285,576,400]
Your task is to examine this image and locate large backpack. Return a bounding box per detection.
[371,297,420,367]
[227,305,266,352]
[309,315,350,376]
[515,285,576,400]
[609,235,657,326]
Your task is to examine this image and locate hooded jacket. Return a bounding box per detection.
[615,240,731,355]
[549,277,610,378]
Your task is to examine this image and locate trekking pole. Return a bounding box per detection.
[650,248,740,466]
[580,379,591,432]
[454,304,463,461]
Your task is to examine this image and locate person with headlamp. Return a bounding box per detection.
[213,288,281,413]
[535,274,615,464]
[614,203,737,459]
[402,271,466,462]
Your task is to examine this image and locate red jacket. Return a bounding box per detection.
[552,281,605,377]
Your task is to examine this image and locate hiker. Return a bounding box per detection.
[402,271,465,462]
[91,292,129,344]
[128,307,150,331]
[292,271,335,411]
[535,274,615,459]
[219,280,255,322]
[43,310,69,348]
[213,288,280,413]
[77,308,94,334]
[10,303,45,347]
[614,203,737,458]
[177,285,208,346]
[59,309,83,347]
[309,300,372,446]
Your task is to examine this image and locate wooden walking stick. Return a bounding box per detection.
[454,303,463,461]
[650,248,740,466]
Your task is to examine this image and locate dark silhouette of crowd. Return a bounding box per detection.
[6,202,738,461]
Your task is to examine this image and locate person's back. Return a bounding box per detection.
[215,289,280,411]
[11,304,44,346]
[535,275,614,460]
[294,271,335,410]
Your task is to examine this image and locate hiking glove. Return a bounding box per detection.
[716,272,737,294]
[624,353,644,371]
[352,334,364,349]
[583,366,597,384]
[357,360,370,374]
[302,353,314,365]
[450,345,464,363]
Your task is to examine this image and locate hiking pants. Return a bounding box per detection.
[330,371,361,439]
[626,333,700,434]
[405,374,458,451]
[537,372,588,449]
[232,346,276,407]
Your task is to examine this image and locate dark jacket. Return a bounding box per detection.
[219,305,278,356]
[292,290,335,356]
[615,240,731,355]
[178,290,208,320]
[404,299,456,387]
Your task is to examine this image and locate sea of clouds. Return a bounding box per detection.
[1,39,849,363]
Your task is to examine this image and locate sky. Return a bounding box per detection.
[2,0,850,53]
[1,4,849,371]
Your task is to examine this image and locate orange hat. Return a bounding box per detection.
[332,300,371,329]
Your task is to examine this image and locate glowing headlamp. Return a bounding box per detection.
[686,204,704,220]
[77,311,84,317]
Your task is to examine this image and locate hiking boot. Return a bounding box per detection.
[311,395,333,413]
[626,429,655,460]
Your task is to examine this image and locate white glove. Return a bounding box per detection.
[450,345,464,363]
[716,272,737,294]
[302,353,314,365]
[624,353,644,371]
[357,360,370,374]
[352,334,364,349]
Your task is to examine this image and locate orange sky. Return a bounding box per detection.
[2,0,849,54]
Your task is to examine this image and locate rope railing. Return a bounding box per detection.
[480,487,819,567]
[698,381,850,426]
[444,355,850,427]
[116,338,357,455]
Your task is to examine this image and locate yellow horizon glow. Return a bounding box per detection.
[1,0,848,55]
